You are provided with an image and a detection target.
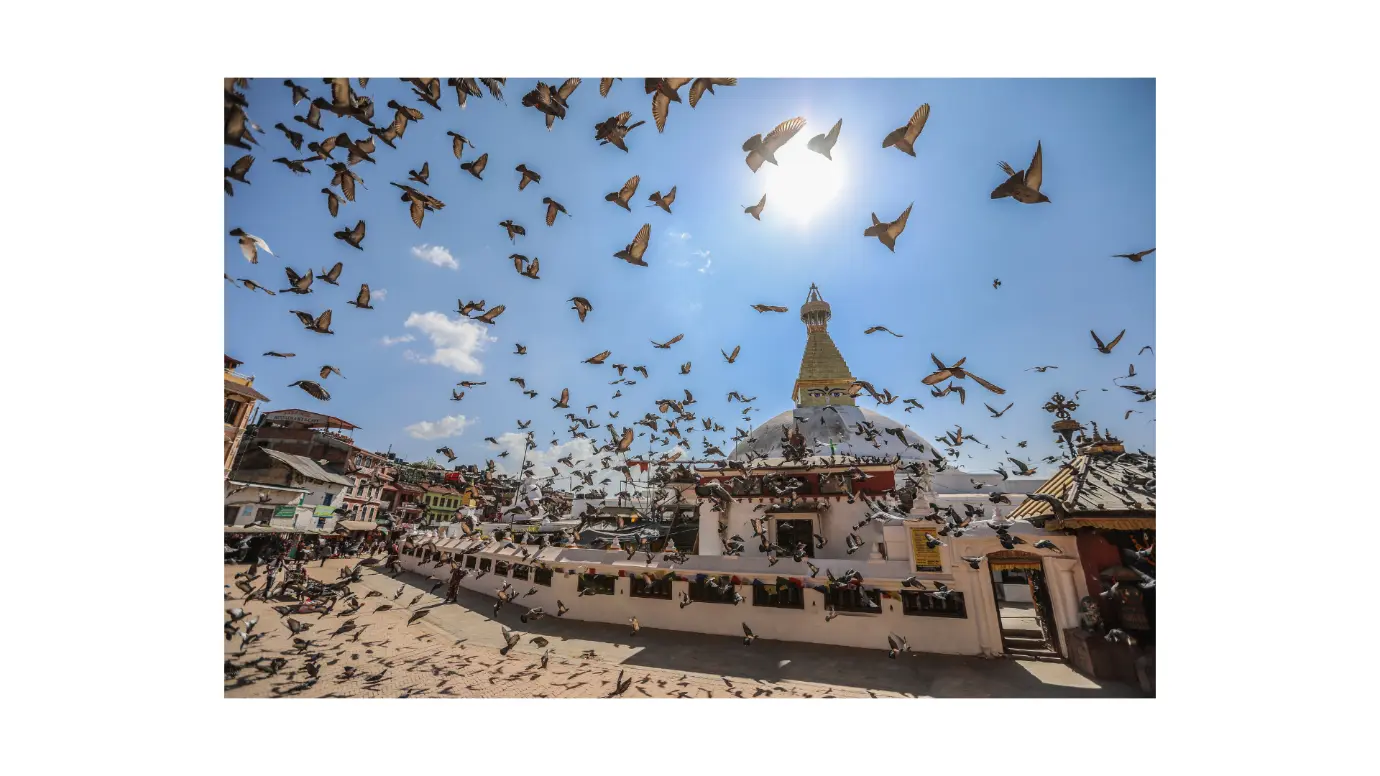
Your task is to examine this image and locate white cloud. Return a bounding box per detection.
[405,414,475,440]
[403,311,495,374]
[490,432,690,495]
[373,288,388,301]
[697,254,713,274]
[380,334,415,346]
[411,244,457,270]
[491,433,601,477]
[666,230,691,241]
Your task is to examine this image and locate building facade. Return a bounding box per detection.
[386,481,425,526]
[223,355,270,479]
[422,483,465,525]
[341,447,392,523]
[227,446,351,531]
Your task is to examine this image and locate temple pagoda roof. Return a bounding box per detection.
[1007,446,1156,529]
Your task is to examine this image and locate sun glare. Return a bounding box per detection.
[757,144,846,226]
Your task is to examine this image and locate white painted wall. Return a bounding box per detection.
[394,509,1085,658]
[399,545,981,655]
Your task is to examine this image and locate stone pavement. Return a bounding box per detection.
[224,559,1141,699]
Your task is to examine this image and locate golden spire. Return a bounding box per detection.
[793,284,855,407]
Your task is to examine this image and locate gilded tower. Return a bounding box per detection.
[792,284,856,407]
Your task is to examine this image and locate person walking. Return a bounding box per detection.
[445,563,464,603]
[261,554,281,601]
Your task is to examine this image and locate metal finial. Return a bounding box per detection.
[1046,392,1084,449]
[1043,392,1078,419]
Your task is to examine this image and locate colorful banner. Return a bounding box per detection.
[313,505,337,517]
[909,527,943,572]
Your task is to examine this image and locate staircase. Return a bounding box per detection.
[1001,625,1062,662]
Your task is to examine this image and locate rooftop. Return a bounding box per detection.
[1007,447,1156,524]
[224,378,271,403]
[259,448,352,487]
[259,408,360,431]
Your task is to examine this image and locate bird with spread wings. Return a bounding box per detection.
[921,354,1004,394]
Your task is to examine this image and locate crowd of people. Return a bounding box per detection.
[224,531,395,567]
[228,533,407,608]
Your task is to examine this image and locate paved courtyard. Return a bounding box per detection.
[224,559,1141,699]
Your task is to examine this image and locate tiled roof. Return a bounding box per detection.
[1008,451,1156,521]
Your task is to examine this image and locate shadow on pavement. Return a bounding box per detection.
[378,567,1142,698]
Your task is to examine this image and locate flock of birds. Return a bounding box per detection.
[227,502,1154,689]
[225,76,1153,504]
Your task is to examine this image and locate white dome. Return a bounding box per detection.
[729,404,943,461]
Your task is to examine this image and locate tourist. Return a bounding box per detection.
[446,563,464,603]
[262,554,282,600]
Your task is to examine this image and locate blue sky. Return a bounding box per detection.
[225,77,1154,478]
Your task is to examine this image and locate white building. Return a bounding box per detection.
[227,447,351,532]
[398,286,1090,660]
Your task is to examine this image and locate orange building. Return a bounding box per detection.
[224,355,270,479]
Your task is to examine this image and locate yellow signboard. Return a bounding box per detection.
[910,528,943,573]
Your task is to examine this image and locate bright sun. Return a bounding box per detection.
[756,143,846,226]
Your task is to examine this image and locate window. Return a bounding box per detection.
[630,575,673,600]
[819,474,849,495]
[464,555,477,569]
[688,577,739,604]
[512,565,530,581]
[494,560,510,577]
[825,586,882,613]
[578,574,616,596]
[902,590,967,618]
[774,519,815,558]
[479,558,492,572]
[753,581,804,609]
[224,398,244,425]
[534,566,553,586]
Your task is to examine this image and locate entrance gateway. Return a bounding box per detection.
[988,550,1062,661]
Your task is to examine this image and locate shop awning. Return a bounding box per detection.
[337,520,381,532]
[223,525,331,535]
